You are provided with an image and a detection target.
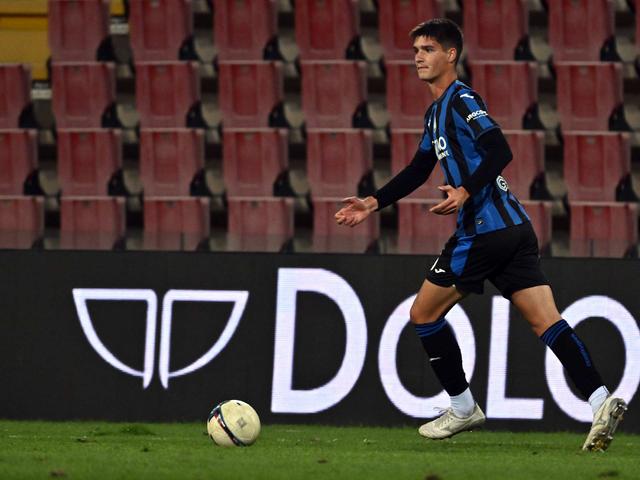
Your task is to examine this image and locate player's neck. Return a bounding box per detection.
[428,71,458,101]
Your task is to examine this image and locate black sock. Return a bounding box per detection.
[414,317,468,396]
[540,319,604,399]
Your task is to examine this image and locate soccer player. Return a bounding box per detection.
[334,18,627,451]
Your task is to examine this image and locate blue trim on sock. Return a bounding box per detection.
[414,317,447,338]
[540,319,570,347]
[571,333,593,367]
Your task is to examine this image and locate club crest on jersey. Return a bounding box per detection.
[496,175,509,191]
[466,109,488,123]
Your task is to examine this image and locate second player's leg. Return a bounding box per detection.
[410,279,464,325]
[510,285,561,336]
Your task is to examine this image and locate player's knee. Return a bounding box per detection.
[409,303,439,325]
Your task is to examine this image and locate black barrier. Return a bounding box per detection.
[0,250,639,432]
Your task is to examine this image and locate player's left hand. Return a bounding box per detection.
[429,185,470,215]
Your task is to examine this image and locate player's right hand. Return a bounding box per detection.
[334,196,378,227]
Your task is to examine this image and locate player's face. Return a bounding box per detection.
[413,36,456,82]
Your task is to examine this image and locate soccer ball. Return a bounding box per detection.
[207,400,261,447]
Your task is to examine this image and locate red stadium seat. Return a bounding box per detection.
[227,197,294,252]
[0,195,44,249]
[397,199,457,254]
[502,130,545,200]
[555,62,624,131]
[378,0,442,61]
[52,62,116,128]
[549,0,617,61]
[223,128,288,197]
[390,129,445,198]
[306,129,372,198]
[218,61,284,128]
[468,61,539,130]
[136,61,200,128]
[569,202,638,258]
[300,61,367,128]
[143,197,210,250]
[0,64,31,129]
[214,0,278,61]
[386,61,434,128]
[129,0,193,61]
[463,0,529,60]
[563,132,631,202]
[60,196,126,250]
[48,0,110,62]
[0,129,38,195]
[57,129,122,196]
[312,198,379,252]
[140,128,204,197]
[295,0,359,60]
[520,200,552,253]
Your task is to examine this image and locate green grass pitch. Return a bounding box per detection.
[1,420,638,479]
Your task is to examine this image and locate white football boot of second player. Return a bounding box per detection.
[419,404,486,440]
[582,396,627,452]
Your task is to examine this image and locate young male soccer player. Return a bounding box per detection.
[334,18,627,451]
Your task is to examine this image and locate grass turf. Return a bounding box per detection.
[0,421,637,479]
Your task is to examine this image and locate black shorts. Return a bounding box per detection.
[426,221,549,299]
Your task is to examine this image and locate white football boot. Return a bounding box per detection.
[582,396,627,452]
[419,404,486,440]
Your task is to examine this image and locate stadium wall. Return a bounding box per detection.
[1,250,639,433]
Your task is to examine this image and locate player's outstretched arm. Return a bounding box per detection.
[334,196,378,227]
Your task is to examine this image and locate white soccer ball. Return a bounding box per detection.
[207,400,261,447]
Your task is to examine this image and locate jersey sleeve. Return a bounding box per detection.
[451,90,499,140]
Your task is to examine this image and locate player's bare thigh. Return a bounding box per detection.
[410,279,465,325]
[510,285,562,336]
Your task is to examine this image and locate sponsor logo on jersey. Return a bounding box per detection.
[466,109,488,123]
[433,136,449,160]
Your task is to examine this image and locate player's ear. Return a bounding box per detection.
[447,47,457,64]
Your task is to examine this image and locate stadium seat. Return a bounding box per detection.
[143,197,210,251]
[52,62,116,128]
[312,198,379,252]
[0,195,44,248]
[223,128,288,197]
[48,0,110,62]
[295,0,360,60]
[554,62,625,131]
[214,0,278,61]
[0,7,50,80]
[227,197,294,252]
[378,0,442,61]
[60,196,126,250]
[549,0,618,61]
[129,0,193,61]
[0,64,31,129]
[502,130,545,200]
[468,61,540,130]
[386,61,434,128]
[569,202,638,258]
[217,61,285,128]
[136,61,200,128]
[463,0,530,61]
[300,61,367,128]
[397,199,457,254]
[519,200,552,254]
[0,129,37,195]
[140,128,204,197]
[306,129,372,198]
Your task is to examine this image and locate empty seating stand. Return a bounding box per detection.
[502,130,545,200]
[227,197,294,252]
[0,64,31,128]
[0,129,37,195]
[143,197,210,251]
[397,199,457,254]
[386,61,434,128]
[60,196,126,250]
[0,195,44,249]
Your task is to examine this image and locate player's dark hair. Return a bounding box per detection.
[410,18,463,65]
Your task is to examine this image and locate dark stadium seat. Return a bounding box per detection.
[218,61,285,128]
[563,132,631,202]
[300,61,367,128]
[52,62,116,128]
[386,61,434,128]
[463,0,530,60]
[555,62,624,131]
[140,128,204,197]
[60,196,126,250]
[0,195,44,248]
[0,64,31,128]
[214,0,278,61]
[223,128,288,197]
[312,198,379,252]
[378,0,442,61]
[48,0,110,62]
[549,0,617,61]
[128,0,193,61]
[57,129,122,196]
[397,199,457,254]
[569,202,638,258]
[295,0,360,60]
[468,61,539,130]
[390,129,445,199]
[502,130,545,200]
[136,61,200,128]
[227,197,294,252]
[0,129,37,195]
[143,197,210,251]
[519,200,552,253]
[306,129,372,198]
